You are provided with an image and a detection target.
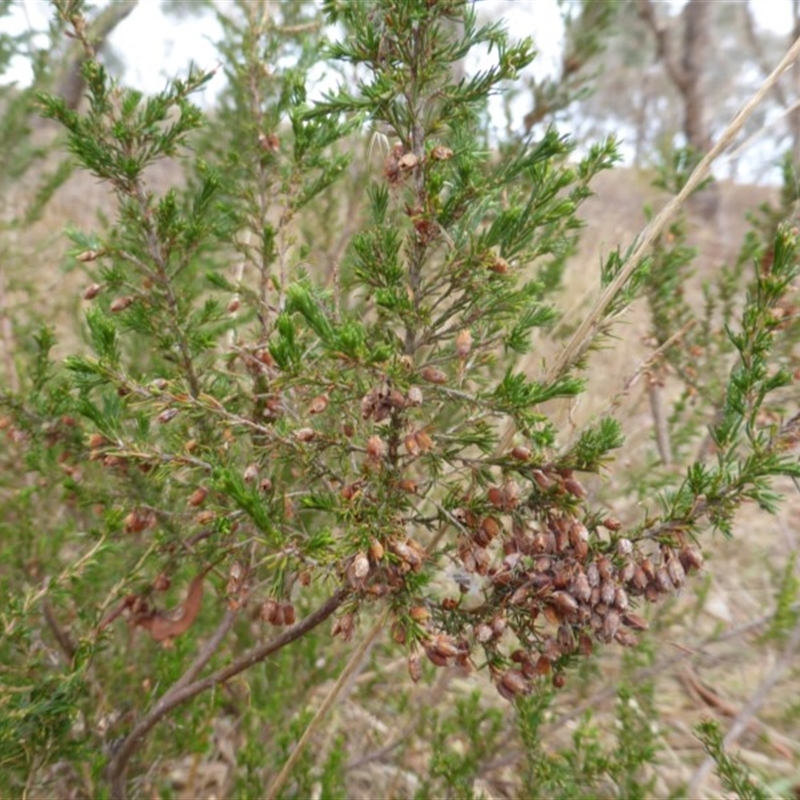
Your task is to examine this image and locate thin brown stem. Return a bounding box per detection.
[107,588,348,800]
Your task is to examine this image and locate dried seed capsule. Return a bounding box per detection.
[421,366,447,384]
[622,612,648,631]
[616,538,633,557]
[532,531,553,554]
[552,672,566,689]
[243,463,259,483]
[569,520,589,561]
[644,584,660,603]
[502,479,520,509]
[679,545,704,573]
[532,469,554,490]
[630,566,648,592]
[332,613,355,641]
[600,610,621,642]
[282,603,296,625]
[407,386,423,406]
[83,282,103,300]
[550,591,579,618]
[600,580,616,607]
[570,571,591,603]
[260,599,279,624]
[618,561,636,583]
[497,669,529,700]
[509,586,530,605]
[187,486,208,507]
[352,552,370,579]
[414,430,433,452]
[535,655,552,676]
[614,586,629,612]
[366,435,386,461]
[597,556,613,581]
[511,445,531,461]
[369,539,384,561]
[586,561,600,588]
[157,408,179,424]
[408,653,422,683]
[487,485,504,508]
[491,616,507,636]
[409,605,430,622]
[480,517,501,542]
[455,329,473,358]
[476,624,494,643]
[604,517,622,532]
[655,567,672,593]
[110,295,134,312]
[295,427,316,442]
[563,477,587,499]
[666,555,686,588]
[308,394,329,414]
[557,624,575,654]
[615,628,638,647]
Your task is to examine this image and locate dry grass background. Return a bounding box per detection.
[7,154,800,798]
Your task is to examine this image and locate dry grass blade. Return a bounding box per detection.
[265,608,390,800]
[546,34,800,384]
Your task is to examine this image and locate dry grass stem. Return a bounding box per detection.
[265,608,390,800]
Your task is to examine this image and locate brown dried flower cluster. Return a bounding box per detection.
[405,464,704,700]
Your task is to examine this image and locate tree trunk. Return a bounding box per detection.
[55,0,139,110]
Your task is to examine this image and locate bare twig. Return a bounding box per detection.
[42,598,77,663]
[107,588,348,800]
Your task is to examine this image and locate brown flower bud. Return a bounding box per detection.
[187,486,208,507]
[476,623,494,643]
[511,445,531,461]
[308,394,329,415]
[571,571,592,603]
[243,463,259,483]
[616,538,633,557]
[430,145,454,161]
[563,476,587,499]
[421,366,447,384]
[352,552,370,579]
[153,573,171,592]
[666,555,685,588]
[408,653,422,683]
[488,256,509,275]
[532,469,554,490]
[366,435,386,461]
[157,408,179,424]
[600,610,621,642]
[497,669,529,700]
[295,427,316,442]
[332,613,355,641]
[407,385,423,406]
[615,628,638,647]
[369,539,385,561]
[550,591,579,618]
[110,296,134,313]
[679,545,704,573]
[455,329,472,358]
[83,282,103,299]
[622,612,648,631]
